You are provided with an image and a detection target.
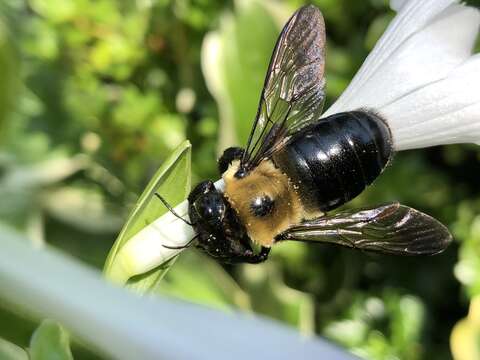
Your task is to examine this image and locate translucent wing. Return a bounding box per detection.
[276,203,452,255]
[241,5,326,172]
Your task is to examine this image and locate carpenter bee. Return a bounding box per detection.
[185,5,452,263]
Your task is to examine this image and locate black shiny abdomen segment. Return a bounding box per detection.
[274,110,393,212]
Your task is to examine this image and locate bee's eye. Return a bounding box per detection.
[250,196,274,217]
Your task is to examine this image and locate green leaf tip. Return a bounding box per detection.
[29,320,73,360]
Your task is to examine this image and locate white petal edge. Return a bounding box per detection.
[0,226,355,360]
[390,0,407,12]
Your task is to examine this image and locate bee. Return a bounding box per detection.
[186,5,452,263]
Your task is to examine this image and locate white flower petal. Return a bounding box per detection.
[383,55,480,149]
[324,0,460,116]
[349,6,477,111]
[325,0,480,150]
[0,226,354,360]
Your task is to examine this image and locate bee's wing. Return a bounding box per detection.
[276,203,452,255]
[241,5,326,172]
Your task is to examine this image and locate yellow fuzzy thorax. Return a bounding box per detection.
[222,160,304,246]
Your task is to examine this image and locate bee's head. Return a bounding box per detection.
[188,181,254,260]
[188,181,227,229]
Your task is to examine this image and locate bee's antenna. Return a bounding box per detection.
[162,234,199,250]
[154,193,193,226]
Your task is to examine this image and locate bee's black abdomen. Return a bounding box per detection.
[274,110,393,212]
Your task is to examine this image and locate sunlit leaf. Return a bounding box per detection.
[104,140,191,287]
[29,320,73,360]
[41,186,123,233]
[455,216,480,297]
[202,0,285,150]
[29,0,76,23]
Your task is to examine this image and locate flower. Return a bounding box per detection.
[324,0,480,150]
[109,0,480,283]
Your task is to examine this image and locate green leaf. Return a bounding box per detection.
[42,185,123,233]
[202,0,284,150]
[29,320,73,360]
[239,262,315,333]
[455,215,480,297]
[0,21,20,143]
[157,251,251,310]
[0,337,28,360]
[104,140,191,286]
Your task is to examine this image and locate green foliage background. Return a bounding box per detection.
[0,0,479,359]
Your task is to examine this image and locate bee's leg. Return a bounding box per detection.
[218,147,245,174]
[250,246,271,263]
[229,246,271,264]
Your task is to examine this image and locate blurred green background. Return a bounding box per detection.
[0,0,479,359]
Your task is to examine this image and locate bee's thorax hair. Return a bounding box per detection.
[222,160,306,246]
